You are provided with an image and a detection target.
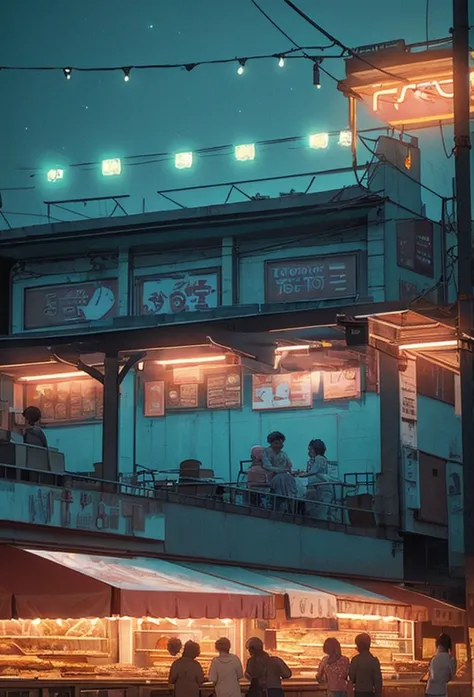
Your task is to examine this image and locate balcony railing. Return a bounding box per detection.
[0,462,379,530]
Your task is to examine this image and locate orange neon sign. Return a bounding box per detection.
[340,45,470,130]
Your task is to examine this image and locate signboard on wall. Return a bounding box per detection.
[402,446,420,509]
[252,372,312,410]
[207,370,242,409]
[137,268,220,315]
[396,220,434,277]
[24,280,118,330]
[264,254,357,304]
[323,368,361,401]
[287,591,337,619]
[144,381,165,417]
[26,379,102,423]
[399,358,417,422]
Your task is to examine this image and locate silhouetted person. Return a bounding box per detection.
[349,633,382,697]
[23,406,48,448]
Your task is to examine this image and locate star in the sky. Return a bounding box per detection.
[148,24,154,29]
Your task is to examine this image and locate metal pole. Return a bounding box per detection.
[453,0,474,683]
[102,351,120,485]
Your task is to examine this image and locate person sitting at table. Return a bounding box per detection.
[22,406,48,448]
[269,469,297,512]
[296,439,337,522]
[247,446,269,507]
[262,431,292,479]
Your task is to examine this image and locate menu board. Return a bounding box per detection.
[323,368,361,401]
[26,379,102,423]
[396,220,434,277]
[206,369,242,409]
[144,381,165,417]
[265,254,357,303]
[252,372,312,410]
[163,366,242,412]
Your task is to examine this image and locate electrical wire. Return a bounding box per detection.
[439,122,454,159]
[0,44,343,75]
[249,0,341,85]
[282,0,409,83]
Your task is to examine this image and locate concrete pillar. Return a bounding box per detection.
[117,249,130,316]
[377,350,401,528]
[221,237,234,306]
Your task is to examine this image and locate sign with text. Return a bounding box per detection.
[252,372,312,410]
[206,369,242,409]
[323,368,361,401]
[138,268,220,315]
[288,590,337,619]
[397,220,434,277]
[399,358,417,421]
[24,280,118,330]
[144,381,165,417]
[265,254,357,304]
[26,379,103,423]
[402,446,420,510]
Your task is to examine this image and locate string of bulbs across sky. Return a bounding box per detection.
[43,129,355,183]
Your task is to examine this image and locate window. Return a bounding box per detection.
[418,452,448,526]
[416,357,454,405]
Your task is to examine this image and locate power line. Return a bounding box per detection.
[0,44,342,78]
[282,0,409,83]
[249,0,341,85]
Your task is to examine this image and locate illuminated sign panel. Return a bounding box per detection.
[341,47,472,129]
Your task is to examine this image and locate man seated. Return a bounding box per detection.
[23,406,48,448]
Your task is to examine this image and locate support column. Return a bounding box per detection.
[102,351,120,483]
[221,237,234,306]
[377,350,401,528]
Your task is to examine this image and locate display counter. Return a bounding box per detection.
[0,678,469,697]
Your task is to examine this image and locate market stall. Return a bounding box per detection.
[0,548,466,695]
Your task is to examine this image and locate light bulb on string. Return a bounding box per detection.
[122,67,131,82]
[63,68,72,80]
[237,59,246,76]
[312,62,321,89]
[278,56,285,68]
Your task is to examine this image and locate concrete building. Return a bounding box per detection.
[0,137,464,654]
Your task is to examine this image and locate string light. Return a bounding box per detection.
[46,168,64,182]
[122,67,131,82]
[313,62,321,88]
[175,152,193,170]
[63,68,72,80]
[101,158,122,176]
[309,133,329,150]
[28,125,405,184]
[338,130,352,147]
[278,56,285,68]
[235,144,256,161]
[237,59,246,75]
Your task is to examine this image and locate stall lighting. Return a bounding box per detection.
[91,618,99,625]
[138,361,144,371]
[156,355,227,366]
[275,344,310,353]
[398,339,458,351]
[18,371,89,381]
[336,613,402,622]
[32,618,41,625]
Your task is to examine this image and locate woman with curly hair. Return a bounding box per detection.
[316,637,349,697]
[262,431,292,478]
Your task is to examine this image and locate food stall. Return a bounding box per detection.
[0,547,468,697]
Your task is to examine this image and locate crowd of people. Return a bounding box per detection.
[246,430,338,521]
[167,631,456,697]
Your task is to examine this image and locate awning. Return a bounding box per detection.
[24,549,274,620]
[356,581,464,627]
[0,546,112,619]
[0,547,273,620]
[183,563,338,619]
[271,571,422,621]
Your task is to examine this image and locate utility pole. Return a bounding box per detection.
[453,0,474,684]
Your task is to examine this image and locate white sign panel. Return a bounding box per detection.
[402,446,420,510]
[140,269,220,315]
[399,359,417,421]
[288,590,337,619]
